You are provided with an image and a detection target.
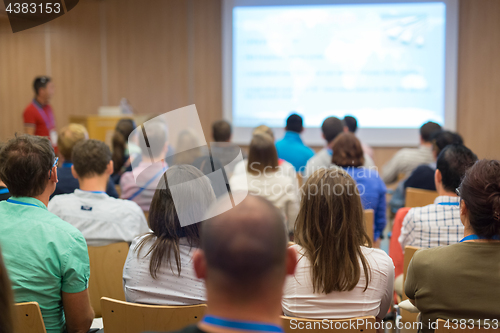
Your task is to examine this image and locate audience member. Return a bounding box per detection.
[275,114,314,172]
[123,165,216,305]
[48,139,149,246]
[343,115,374,159]
[166,195,297,333]
[406,159,500,333]
[331,133,387,243]
[229,134,299,232]
[192,155,229,198]
[0,143,10,202]
[51,123,118,198]
[282,168,394,320]
[208,120,245,178]
[0,135,93,333]
[111,118,137,184]
[173,129,205,166]
[0,247,14,333]
[399,144,478,249]
[121,122,169,211]
[304,117,375,179]
[382,121,442,184]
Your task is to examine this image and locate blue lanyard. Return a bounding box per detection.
[32,99,55,129]
[86,191,106,194]
[460,234,500,242]
[128,167,166,201]
[201,315,283,333]
[438,202,459,206]
[62,162,73,168]
[6,198,39,208]
[0,188,9,195]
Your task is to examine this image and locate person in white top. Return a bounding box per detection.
[123,165,216,305]
[229,133,299,233]
[48,139,149,246]
[282,168,394,320]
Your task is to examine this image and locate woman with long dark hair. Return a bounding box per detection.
[111,118,136,184]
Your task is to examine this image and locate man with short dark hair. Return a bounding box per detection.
[275,114,314,172]
[49,139,149,246]
[382,121,442,184]
[165,195,297,333]
[399,144,478,249]
[343,115,374,159]
[0,135,94,333]
[208,120,245,177]
[23,76,58,150]
[212,120,232,142]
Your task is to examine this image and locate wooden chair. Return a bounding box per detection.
[115,184,122,197]
[143,210,149,221]
[399,246,421,323]
[435,319,500,333]
[88,242,129,317]
[14,302,46,333]
[405,187,439,208]
[282,316,376,333]
[101,297,206,333]
[363,209,374,243]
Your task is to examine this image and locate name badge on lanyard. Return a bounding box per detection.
[32,100,57,146]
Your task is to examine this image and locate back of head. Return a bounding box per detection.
[459,160,500,239]
[286,114,303,133]
[436,144,478,193]
[252,125,274,140]
[33,76,51,96]
[174,129,202,165]
[57,124,88,161]
[331,132,365,168]
[0,248,14,333]
[112,118,136,174]
[139,122,168,159]
[139,165,216,278]
[343,116,357,133]
[431,130,463,156]
[201,195,287,299]
[322,117,344,143]
[420,121,442,142]
[0,135,55,197]
[295,168,371,293]
[212,120,232,142]
[72,139,112,179]
[247,134,278,175]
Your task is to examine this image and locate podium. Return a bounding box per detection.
[69,115,150,146]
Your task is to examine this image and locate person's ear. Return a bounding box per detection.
[343,126,349,133]
[50,166,58,183]
[193,249,207,280]
[286,246,298,276]
[106,160,114,175]
[434,169,442,188]
[460,200,469,227]
[71,165,78,179]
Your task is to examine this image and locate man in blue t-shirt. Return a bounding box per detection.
[275,114,314,173]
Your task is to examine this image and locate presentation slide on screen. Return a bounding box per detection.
[232,2,446,129]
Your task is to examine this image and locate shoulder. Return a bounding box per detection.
[41,209,87,243]
[112,197,145,216]
[362,247,394,270]
[48,193,77,208]
[410,244,456,267]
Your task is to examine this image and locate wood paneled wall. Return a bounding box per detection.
[1,0,499,167]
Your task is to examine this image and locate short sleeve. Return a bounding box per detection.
[23,106,37,125]
[61,233,90,293]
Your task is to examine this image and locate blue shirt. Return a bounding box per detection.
[275,131,314,173]
[344,167,387,241]
[51,165,118,199]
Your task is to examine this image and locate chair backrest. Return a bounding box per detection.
[435,319,500,333]
[101,297,207,333]
[143,210,149,221]
[363,209,374,243]
[401,246,420,323]
[405,187,439,208]
[297,172,303,188]
[282,316,376,333]
[14,302,46,333]
[88,242,129,317]
[115,184,122,197]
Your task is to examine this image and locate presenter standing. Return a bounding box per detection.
[23,76,58,150]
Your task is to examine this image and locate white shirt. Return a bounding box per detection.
[122,235,206,305]
[48,189,150,246]
[233,159,297,183]
[304,148,375,180]
[381,145,434,184]
[229,169,299,232]
[282,245,394,320]
[399,196,463,250]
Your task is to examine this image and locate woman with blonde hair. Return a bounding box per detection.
[282,168,394,320]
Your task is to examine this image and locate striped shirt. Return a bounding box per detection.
[381,145,434,184]
[399,196,463,250]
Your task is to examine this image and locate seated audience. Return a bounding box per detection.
[111,118,137,184]
[282,168,394,320]
[168,195,297,333]
[123,165,216,305]
[0,135,93,333]
[0,247,14,333]
[275,114,314,172]
[406,159,500,333]
[48,139,149,246]
[173,128,205,166]
[305,117,374,179]
[121,122,169,211]
[331,133,387,243]
[344,115,374,159]
[208,120,245,177]
[399,144,478,249]
[229,134,299,232]
[51,123,118,198]
[382,121,442,184]
[0,143,10,202]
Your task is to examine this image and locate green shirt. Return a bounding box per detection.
[0,197,90,333]
[405,242,500,333]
